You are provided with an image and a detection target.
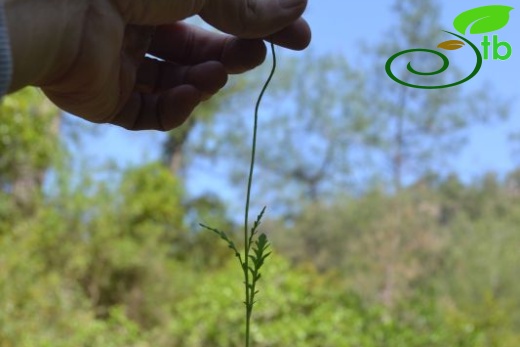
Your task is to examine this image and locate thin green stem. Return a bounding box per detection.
[243,41,277,347]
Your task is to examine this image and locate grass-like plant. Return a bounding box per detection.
[200,41,277,347]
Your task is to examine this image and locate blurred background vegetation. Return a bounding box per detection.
[1,1,519,346]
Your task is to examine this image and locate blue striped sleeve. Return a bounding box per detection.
[0,0,12,97]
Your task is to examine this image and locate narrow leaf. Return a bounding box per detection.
[262,252,272,261]
[258,233,268,243]
[251,207,267,234]
[453,5,514,34]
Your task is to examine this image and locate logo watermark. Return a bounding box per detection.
[385,5,514,89]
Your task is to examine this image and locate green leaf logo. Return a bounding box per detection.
[453,5,514,35]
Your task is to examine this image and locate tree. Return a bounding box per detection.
[162,0,509,222]
[164,51,365,218]
[354,0,509,190]
[0,87,61,212]
[269,183,445,307]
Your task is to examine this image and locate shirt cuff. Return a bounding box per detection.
[0,1,12,97]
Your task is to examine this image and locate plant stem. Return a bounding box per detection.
[243,41,277,347]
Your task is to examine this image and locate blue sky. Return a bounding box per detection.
[71,0,520,190]
[307,0,519,180]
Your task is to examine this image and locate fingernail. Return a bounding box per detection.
[279,0,306,9]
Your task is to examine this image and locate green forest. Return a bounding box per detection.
[1,1,519,346]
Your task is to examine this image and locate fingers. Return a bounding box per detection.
[114,58,228,131]
[116,0,311,49]
[148,21,310,74]
[110,0,311,132]
[114,0,206,24]
[200,0,308,39]
[113,85,202,131]
[135,58,228,97]
[269,18,311,51]
[149,23,267,74]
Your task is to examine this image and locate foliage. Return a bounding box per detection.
[0,88,60,183]
[165,0,510,220]
[0,87,61,212]
[1,1,519,345]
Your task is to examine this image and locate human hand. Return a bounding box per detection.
[4,0,310,130]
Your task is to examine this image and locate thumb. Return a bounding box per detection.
[115,0,206,25]
[200,0,308,38]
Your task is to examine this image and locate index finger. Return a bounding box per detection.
[149,23,267,74]
[114,0,205,24]
[268,18,311,51]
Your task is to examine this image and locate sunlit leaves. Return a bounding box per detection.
[0,87,61,184]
